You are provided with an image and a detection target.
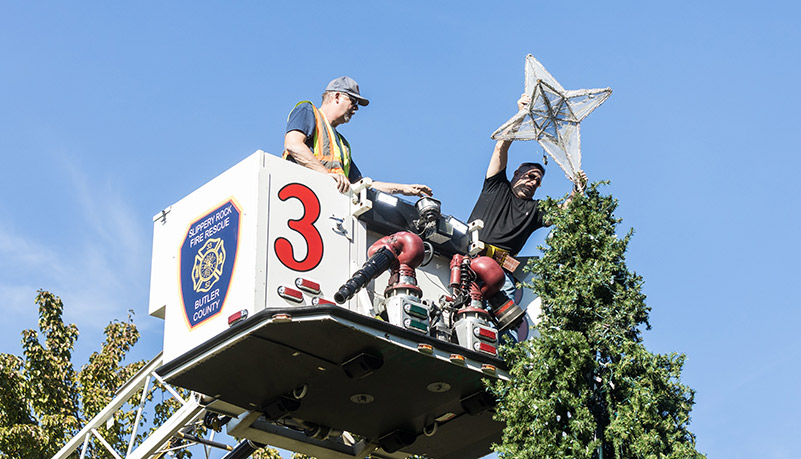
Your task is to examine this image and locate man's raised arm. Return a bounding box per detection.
[485,140,512,179]
[485,94,531,179]
[559,170,588,209]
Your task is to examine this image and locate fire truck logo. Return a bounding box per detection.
[192,238,226,293]
[179,199,241,329]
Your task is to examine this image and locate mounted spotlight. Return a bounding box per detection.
[415,197,451,243]
[415,197,441,225]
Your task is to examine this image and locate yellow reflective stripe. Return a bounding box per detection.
[340,137,351,176]
[317,110,350,178]
[311,105,326,158]
[283,101,351,179]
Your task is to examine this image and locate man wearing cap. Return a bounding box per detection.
[284,76,432,197]
[468,94,585,337]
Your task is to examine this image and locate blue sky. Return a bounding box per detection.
[2,2,800,458]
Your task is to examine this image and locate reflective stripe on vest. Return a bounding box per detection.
[283,101,351,178]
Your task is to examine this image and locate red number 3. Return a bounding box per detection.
[274,183,324,272]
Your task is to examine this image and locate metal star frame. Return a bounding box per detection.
[492,54,612,185]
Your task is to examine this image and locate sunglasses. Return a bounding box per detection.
[343,93,358,107]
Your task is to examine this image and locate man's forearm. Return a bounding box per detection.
[561,189,577,209]
[560,175,586,209]
[486,140,511,179]
[284,130,330,174]
[285,144,329,173]
[372,181,432,197]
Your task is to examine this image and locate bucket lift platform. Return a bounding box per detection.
[157,305,507,458]
[134,151,543,458]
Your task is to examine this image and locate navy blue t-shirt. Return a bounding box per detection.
[286,102,362,183]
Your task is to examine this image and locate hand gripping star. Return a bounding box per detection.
[491,54,611,186]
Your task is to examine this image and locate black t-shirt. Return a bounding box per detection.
[467,171,545,255]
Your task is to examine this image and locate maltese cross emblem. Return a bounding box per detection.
[192,238,226,293]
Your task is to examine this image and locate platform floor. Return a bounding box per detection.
[157,306,508,459]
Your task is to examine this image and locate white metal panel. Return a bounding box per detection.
[148,208,171,319]
[263,156,355,309]
[151,151,366,364]
[153,151,264,364]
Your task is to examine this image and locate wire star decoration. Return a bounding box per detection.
[491,54,612,186]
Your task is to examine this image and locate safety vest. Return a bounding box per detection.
[283,101,351,178]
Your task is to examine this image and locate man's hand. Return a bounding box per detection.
[573,170,588,193]
[329,172,351,193]
[560,170,588,210]
[399,184,433,197]
[517,93,531,111]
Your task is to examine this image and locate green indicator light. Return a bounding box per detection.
[406,304,428,319]
[407,319,428,333]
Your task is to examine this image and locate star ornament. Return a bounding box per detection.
[491,54,612,186]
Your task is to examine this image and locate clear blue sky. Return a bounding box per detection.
[2,2,799,458]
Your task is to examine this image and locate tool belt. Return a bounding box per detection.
[482,243,520,273]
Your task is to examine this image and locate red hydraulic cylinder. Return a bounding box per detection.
[469,256,505,299]
[368,231,425,268]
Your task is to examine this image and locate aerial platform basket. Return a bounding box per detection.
[140,151,541,458]
[157,305,507,458]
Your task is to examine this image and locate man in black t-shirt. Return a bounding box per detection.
[467,160,547,258]
[469,96,585,257]
[468,94,585,336]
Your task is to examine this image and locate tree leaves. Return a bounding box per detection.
[1,291,80,457]
[0,290,287,458]
[491,183,704,458]
[1,291,157,457]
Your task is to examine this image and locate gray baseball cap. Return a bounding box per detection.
[325,76,369,106]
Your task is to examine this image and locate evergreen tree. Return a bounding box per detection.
[491,182,703,458]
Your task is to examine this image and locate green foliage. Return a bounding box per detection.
[251,445,284,458]
[491,183,704,458]
[1,291,81,458]
[0,290,177,458]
